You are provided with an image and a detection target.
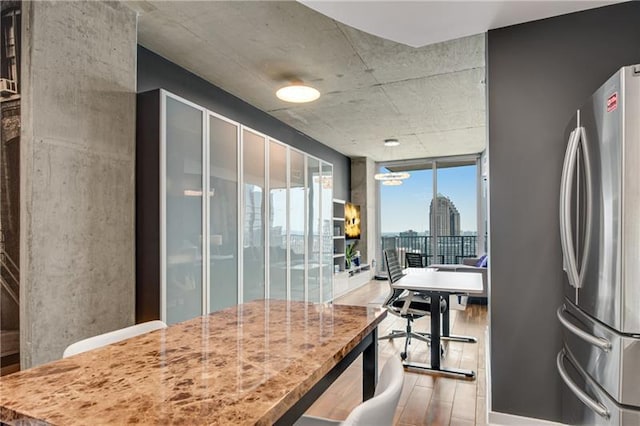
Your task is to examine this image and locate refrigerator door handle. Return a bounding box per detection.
[577,126,593,289]
[557,305,611,351]
[557,349,610,419]
[560,128,580,288]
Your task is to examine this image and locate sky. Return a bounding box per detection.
[380,165,477,234]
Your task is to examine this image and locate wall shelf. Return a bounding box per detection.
[332,199,346,274]
[331,199,371,299]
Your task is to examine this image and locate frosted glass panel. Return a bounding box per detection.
[269,141,288,300]
[289,150,306,301]
[307,157,321,303]
[321,162,333,303]
[209,115,238,312]
[165,96,203,324]
[243,130,265,302]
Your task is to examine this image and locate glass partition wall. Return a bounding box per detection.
[208,113,239,312]
[164,96,204,324]
[160,91,333,324]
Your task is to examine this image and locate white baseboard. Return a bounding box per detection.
[488,410,565,426]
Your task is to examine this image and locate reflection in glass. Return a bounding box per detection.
[321,162,333,302]
[209,115,238,312]
[269,141,288,300]
[165,97,203,324]
[242,130,266,302]
[289,150,306,301]
[307,157,321,303]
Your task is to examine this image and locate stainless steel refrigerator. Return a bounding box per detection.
[558,64,640,425]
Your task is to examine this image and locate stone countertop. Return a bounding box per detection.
[0,300,386,425]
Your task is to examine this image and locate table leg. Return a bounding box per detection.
[403,291,476,380]
[363,327,378,400]
[276,327,380,425]
[430,293,442,370]
[442,296,450,337]
[439,294,478,344]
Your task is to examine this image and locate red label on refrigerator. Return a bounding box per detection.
[607,92,618,112]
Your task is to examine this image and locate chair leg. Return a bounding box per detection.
[401,333,410,360]
[378,330,408,340]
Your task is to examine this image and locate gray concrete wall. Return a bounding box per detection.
[20,1,137,367]
[487,2,640,421]
[350,157,377,267]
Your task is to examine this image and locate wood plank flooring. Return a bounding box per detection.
[306,279,488,426]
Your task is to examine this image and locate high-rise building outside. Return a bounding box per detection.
[399,229,418,237]
[429,194,460,236]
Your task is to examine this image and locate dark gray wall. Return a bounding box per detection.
[488,3,640,421]
[137,46,350,201]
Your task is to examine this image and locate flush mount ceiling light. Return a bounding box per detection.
[276,84,320,103]
[375,138,409,184]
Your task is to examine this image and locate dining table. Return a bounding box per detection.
[0,300,386,425]
[393,268,483,379]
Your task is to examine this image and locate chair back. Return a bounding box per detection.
[342,356,404,425]
[63,320,167,358]
[384,249,404,284]
[405,252,424,268]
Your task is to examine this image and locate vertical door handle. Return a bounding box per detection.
[577,127,593,289]
[560,129,580,288]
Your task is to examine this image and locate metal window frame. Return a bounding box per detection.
[375,153,482,273]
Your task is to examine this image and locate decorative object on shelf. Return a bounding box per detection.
[345,202,361,239]
[345,241,357,269]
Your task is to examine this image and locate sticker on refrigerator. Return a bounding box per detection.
[607,92,618,112]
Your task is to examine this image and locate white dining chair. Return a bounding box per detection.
[62,320,167,358]
[294,356,404,426]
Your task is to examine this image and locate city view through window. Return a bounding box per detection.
[380,164,478,267]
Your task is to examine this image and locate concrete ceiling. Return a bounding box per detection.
[301,1,622,48]
[133,1,488,162]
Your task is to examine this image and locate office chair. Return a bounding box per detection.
[405,252,424,268]
[379,249,446,360]
[63,320,167,358]
[294,356,404,426]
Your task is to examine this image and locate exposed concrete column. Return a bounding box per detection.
[20,1,137,367]
[350,157,377,269]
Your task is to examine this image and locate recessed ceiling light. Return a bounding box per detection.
[276,84,320,103]
[384,138,400,147]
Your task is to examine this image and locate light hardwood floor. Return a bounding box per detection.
[306,279,488,426]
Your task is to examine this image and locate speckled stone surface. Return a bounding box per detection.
[0,300,386,425]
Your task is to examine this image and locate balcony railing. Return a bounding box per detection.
[381,235,478,269]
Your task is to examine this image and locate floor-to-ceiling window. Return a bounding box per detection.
[379,157,481,270]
